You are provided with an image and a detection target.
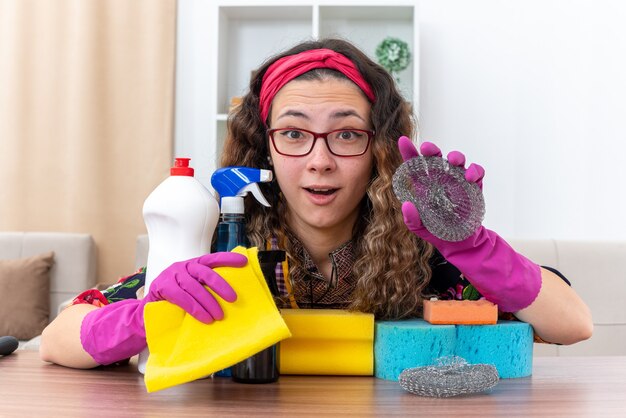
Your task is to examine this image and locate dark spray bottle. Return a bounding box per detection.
[211,166,281,383]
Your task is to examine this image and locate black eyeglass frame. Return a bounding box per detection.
[267,127,375,157]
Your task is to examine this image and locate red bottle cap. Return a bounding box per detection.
[170,158,194,176]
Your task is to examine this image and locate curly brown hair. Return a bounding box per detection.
[220,38,433,319]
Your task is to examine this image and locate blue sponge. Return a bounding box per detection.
[374,319,456,380]
[456,321,533,378]
[374,319,533,380]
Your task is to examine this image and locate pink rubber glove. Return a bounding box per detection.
[398,136,542,312]
[80,252,247,365]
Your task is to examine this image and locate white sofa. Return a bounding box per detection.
[135,235,624,357]
[0,232,97,345]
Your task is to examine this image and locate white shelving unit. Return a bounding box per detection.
[175,0,419,189]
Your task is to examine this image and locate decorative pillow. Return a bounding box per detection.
[0,252,55,340]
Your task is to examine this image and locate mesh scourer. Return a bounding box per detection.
[399,356,499,397]
[393,155,485,241]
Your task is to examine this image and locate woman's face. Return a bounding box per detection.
[268,77,374,238]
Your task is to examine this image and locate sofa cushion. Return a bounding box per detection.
[0,252,55,340]
[0,232,97,323]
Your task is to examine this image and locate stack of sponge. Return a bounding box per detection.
[277,301,534,381]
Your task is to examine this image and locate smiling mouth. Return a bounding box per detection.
[305,188,338,195]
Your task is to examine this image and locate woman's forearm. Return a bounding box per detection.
[40,303,100,369]
[514,268,593,345]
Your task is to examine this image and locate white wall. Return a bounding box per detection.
[417,0,626,240]
[175,0,626,240]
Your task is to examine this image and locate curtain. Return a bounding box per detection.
[0,0,176,283]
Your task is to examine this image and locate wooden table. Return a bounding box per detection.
[1,351,625,417]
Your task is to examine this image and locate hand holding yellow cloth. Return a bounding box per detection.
[144,247,291,392]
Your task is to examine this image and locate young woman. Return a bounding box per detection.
[40,38,592,369]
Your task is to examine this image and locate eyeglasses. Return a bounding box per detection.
[268,128,374,157]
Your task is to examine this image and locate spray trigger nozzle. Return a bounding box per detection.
[211,167,274,213]
[239,183,271,207]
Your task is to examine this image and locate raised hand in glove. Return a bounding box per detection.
[397,136,541,312]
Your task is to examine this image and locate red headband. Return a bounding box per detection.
[259,48,376,125]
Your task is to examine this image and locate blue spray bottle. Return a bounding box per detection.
[211,167,273,252]
[211,166,282,383]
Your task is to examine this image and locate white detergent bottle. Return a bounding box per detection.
[137,157,220,374]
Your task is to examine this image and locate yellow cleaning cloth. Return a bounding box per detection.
[144,247,292,392]
[279,309,374,375]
